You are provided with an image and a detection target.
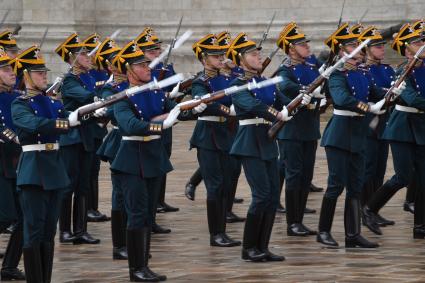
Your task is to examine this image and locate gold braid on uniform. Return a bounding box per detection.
[219,68,232,77]
[343,61,357,71]
[242,69,257,80]
[365,57,380,66]
[0,84,12,93]
[26,88,43,97]
[71,65,86,76]
[205,68,218,78]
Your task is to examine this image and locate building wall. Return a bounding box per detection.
[1,0,423,80]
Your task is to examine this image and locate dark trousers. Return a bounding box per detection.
[364,137,389,188]
[281,140,317,192]
[120,174,161,230]
[111,171,125,211]
[19,186,61,247]
[241,156,280,214]
[324,146,365,200]
[197,148,230,201]
[88,139,103,211]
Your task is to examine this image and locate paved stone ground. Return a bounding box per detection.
[1,121,424,283]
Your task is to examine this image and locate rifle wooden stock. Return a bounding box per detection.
[267,75,326,139]
[260,57,272,75]
[383,58,418,104]
[178,77,193,92]
[77,90,128,118]
[179,90,226,111]
[157,69,167,81]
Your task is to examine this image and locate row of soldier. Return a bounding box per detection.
[0,18,424,283]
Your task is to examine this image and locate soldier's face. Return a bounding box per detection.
[144,49,158,61]
[205,54,224,70]
[342,42,362,63]
[406,40,425,59]
[131,62,151,83]
[29,71,48,90]
[293,42,311,58]
[243,49,262,71]
[369,45,385,60]
[0,65,16,87]
[75,52,92,70]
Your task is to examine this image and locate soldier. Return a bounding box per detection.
[0,48,25,281]
[55,33,101,245]
[110,40,205,282]
[134,28,181,234]
[138,27,180,215]
[363,24,425,239]
[226,32,306,261]
[10,45,80,283]
[190,33,241,247]
[0,31,19,59]
[81,33,110,223]
[94,38,129,260]
[317,23,401,248]
[275,22,324,237]
[357,26,395,227]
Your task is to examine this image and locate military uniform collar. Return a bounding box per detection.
[26,88,43,97]
[113,73,127,84]
[342,61,358,71]
[241,69,257,81]
[365,57,381,66]
[0,84,12,93]
[71,66,87,76]
[204,68,218,78]
[219,68,232,77]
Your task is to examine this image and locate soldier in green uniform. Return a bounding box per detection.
[275,22,324,237]
[134,28,181,234]
[0,48,25,281]
[363,24,425,239]
[81,33,111,223]
[94,37,129,260]
[190,33,241,247]
[55,33,101,245]
[10,45,80,283]
[110,41,204,281]
[226,33,309,261]
[317,24,402,248]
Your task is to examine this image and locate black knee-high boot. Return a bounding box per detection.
[111,210,128,259]
[23,244,43,283]
[317,196,338,247]
[257,211,285,261]
[59,194,75,243]
[242,213,267,262]
[184,168,203,201]
[1,224,25,280]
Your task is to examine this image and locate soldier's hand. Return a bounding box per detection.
[68,110,81,127]
[319,97,327,108]
[279,106,293,122]
[192,103,207,114]
[300,90,312,105]
[391,81,406,96]
[168,83,184,99]
[93,107,107,117]
[312,86,325,98]
[369,98,386,114]
[229,104,236,116]
[163,106,181,129]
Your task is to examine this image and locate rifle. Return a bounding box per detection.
[369,44,425,129]
[267,38,371,139]
[258,11,276,49]
[76,74,184,119]
[260,46,280,75]
[39,27,49,49]
[157,16,183,80]
[149,29,193,71]
[177,76,283,111]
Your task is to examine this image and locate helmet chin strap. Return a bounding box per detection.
[239,54,257,74]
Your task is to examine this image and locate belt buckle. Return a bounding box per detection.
[45,143,55,151]
[219,117,225,122]
[142,136,151,142]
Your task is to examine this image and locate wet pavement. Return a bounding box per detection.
[1,121,423,283]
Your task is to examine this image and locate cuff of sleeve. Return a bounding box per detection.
[1,128,17,142]
[219,105,231,115]
[55,119,70,130]
[149,123,163,134]
[357,102,369,113]
[267,106,279,118]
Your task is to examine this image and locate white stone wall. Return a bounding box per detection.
[0,0,423,80]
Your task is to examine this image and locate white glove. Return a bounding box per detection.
[229,104,236,116]
[168,83,184,99]
[319,97,327,107]
[311,86,325,98]
[93,107,107,117]
[369,98,386,114]
[163,106,181,129]
[192,103,207,114]
[68,110,81,127]
[318,64,326,75]
[300,90,312,105]
[279,106,293,122]
[391,81,406,96]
